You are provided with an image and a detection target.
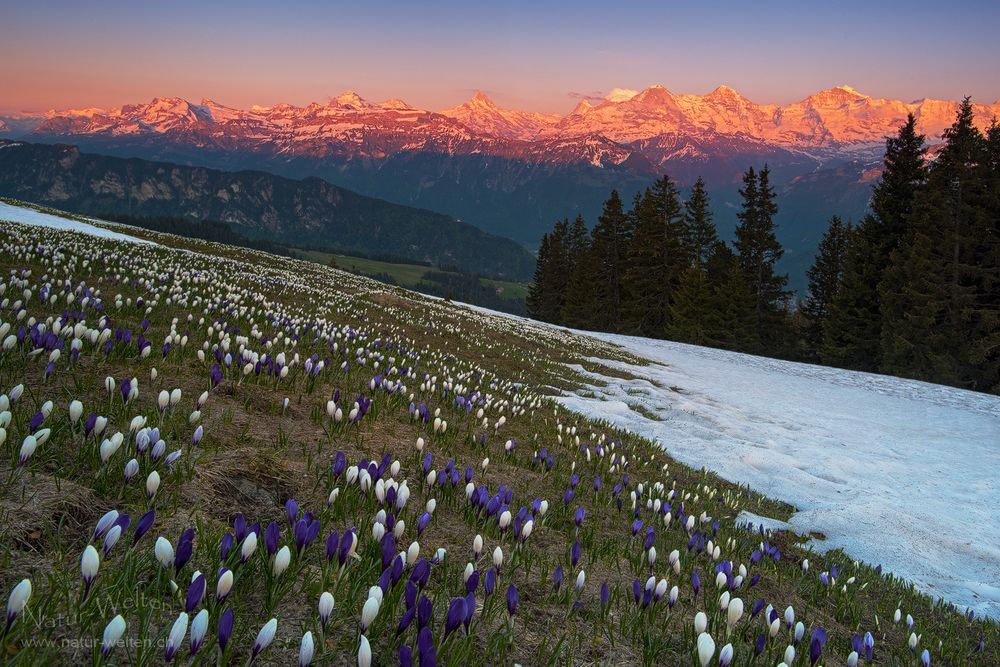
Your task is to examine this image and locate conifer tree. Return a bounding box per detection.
[565,214,589,276]
[526,231,553,321]
[526,219,570,322]
[589,190,630,331]
[733,165,789,350]
[880,99,987,386]
[969,121,1000,391]
[668,266,712,344]
[561,236,599,329]
[683,177,718,269]
[703,241,756,349]
[820,217,884,370]
[823,115,928,369]
[622,176,685,336]
[801,216,852,357]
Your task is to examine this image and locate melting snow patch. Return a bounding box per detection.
[0,202,156,245]
[444,300,1000,619]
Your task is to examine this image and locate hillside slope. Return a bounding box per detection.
[0,202,994,665]
[0,140,536,280]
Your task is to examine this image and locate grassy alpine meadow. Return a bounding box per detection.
[0,210,995,667]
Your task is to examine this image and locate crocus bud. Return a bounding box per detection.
[6,579,31,629]
[358,635,372,667]
[299,631,314,667]
[697,632,715,667]
[319,592,335,625]
[190,609,209,655]
[165,612,188,662]
[694,612,708,634]
[101,614,126,657]
[273,546,291,576]
[252,618,278,659]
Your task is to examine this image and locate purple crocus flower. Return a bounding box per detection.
[484,568,496,596]
[754,633,766,656]
[417,595,433,629]
[220,532,235,561]
[133,510,155,544]
[264,522,280,557]
[185,574,206,613]
[600,582,610,608]
[410,559,431,589]
[809,626,827,665]
[444,598,466,638]
[338,530,354,566]
[217,608,234,650]
[863,632,875,660]
[417,512,431,536]
[417,626,436,667]
[399,645,413,667]
[233,514,248,542]
[465,571,479,594]
[553,565,563,592]
[175,536,194,575]
[285,499,299,527]
[506,584,518,616]
[574,507,585,528]
[326,531,339,561]
[571,541,581,567]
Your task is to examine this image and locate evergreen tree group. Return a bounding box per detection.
[528,99,1000,394]
[529,165,791,357]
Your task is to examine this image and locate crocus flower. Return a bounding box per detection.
[361,595,380,632]
[416,627,435,667]
[189,609,209,655]
[101,614,126,657]
[506,584,518,616]
[217,569,233,602]
[165,612,188,663]
[5,579,31,632]
[185,574,206,613]
[299,631,315,667]
[358,635,372,667]
[697,632,715,667]
[719,643,733,667]
[319,591,335,625]
[252,618,278,661]
[217,608,235,651]
[809,627,827,665]
[80,545,100,597]
[444,597,466,638]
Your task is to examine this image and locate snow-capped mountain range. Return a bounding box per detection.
[3,84,996,293]
[8,84,996,165]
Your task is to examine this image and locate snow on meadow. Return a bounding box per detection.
[6,201,996,619]
[555,333,1000,618]
[449,301,1000,617]
[0,201,155,245]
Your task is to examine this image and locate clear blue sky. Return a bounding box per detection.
[3,0,998,112]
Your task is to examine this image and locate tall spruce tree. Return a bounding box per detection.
[589,190,630,331]
[820,217,884,370]
[880,99,987,387]
[733,165,789,350]
[801,216,852,357]
[668,266,712,345]
[565,214,589,276]
[683,177,718,269]
[969,121,1000,391]
[526,219,570,323]
[824,114,927,370]
[703,241,756,350]
[622,176,686,336]
[561,240,599,328]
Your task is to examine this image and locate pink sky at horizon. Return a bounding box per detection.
[3,1,998,116]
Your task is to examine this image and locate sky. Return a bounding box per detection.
[2,0,999,114]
